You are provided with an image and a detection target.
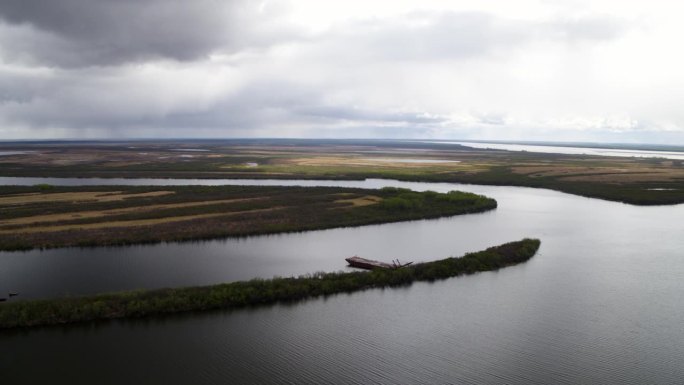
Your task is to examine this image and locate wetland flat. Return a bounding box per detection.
[1,139,682,204]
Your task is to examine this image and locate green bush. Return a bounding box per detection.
[0,239,540,329]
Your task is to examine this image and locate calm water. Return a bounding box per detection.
[1,178,683,384]
[363,158,461,163]
[0,151,29,156]
[435,141,684,160]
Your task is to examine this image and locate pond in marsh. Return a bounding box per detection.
[1,178,683,384]
[439,140,684,160]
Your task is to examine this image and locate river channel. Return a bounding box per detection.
[1,177,683,384]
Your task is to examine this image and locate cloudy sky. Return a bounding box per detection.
[1,0,683,143]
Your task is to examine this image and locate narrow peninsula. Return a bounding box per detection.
[0,185,496,251]
[0,239,540,329]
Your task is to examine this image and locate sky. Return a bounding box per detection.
[1,0,683,144]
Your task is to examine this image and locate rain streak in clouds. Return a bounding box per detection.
[0,0,683,144]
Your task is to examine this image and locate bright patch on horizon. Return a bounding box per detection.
[0,0,682,144]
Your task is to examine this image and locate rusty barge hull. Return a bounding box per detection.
[345,256,413,270]
[345,256,394,270]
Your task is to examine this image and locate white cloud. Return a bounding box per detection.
[0,0,683,143]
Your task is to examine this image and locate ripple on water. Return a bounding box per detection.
[1,178,683,384]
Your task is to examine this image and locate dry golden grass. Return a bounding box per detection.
[3,144,682,206]
[510,164,684,183]
[0,148,223,167]
[0,207,285,234]
[560,171,684,183]
[0,191,174,205]
[281,156,486,171]
[285,156,413,167]
[102,161,146,167]
[334,195,382,207]
[511,166,632,177]
[0,197,264,226]
[0,150,102,166]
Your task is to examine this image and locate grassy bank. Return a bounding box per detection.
[0,239,540,329]
[0,185,496,251]
[1,140,682,205]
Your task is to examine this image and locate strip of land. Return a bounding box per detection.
[1,140,682,205]
[0,239,540,329]
[0,185,496,251]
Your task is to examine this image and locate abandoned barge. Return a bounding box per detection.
[345,256,413,270]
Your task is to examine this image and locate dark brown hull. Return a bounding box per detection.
[346,257,393,270]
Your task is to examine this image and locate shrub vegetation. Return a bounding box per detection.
[0,239,540,329]
[0,185,496,250]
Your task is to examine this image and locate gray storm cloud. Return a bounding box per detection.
[0,0,299,67]
[0,0,681,143]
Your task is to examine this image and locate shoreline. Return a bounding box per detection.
[0,239,541,329]
[0,185,497,251]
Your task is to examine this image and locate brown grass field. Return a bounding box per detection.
[0,190,174,205]
[0,140,682,204]
[0,184,496,250]
[0,207,284,234]
[0,197,262,226]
